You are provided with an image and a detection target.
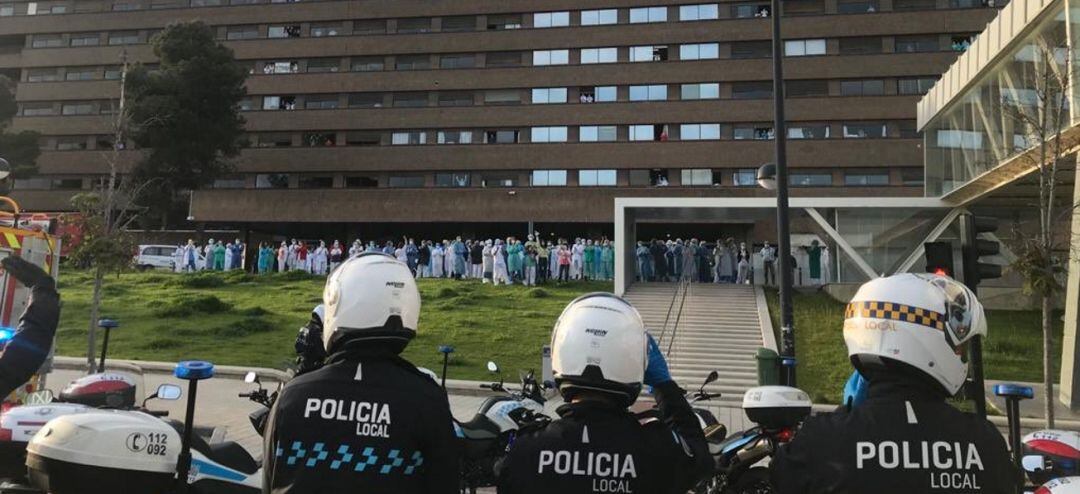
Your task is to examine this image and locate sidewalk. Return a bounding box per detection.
[985,380,1080,430]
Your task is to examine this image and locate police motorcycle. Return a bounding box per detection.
[456,361,551,494]
[704,386,812,494]
[993,383,1080,493]
[23,361,264,494]
[237,371,279,437]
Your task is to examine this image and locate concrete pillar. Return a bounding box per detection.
[1060,154,1080,409]
[615,206,636,296]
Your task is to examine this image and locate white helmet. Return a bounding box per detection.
[844,273,986,396]
[551,293,647,406]
[322,252,421,354]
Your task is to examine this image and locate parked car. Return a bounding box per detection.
[133,244,201,271]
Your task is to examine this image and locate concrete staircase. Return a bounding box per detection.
[624,282,765,407]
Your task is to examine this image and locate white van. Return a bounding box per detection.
[134,244,193,271]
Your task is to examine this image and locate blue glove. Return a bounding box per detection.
[843,370,869,408]
[643,333,672,386]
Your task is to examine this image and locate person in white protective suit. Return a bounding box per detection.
[201,238,215,270]
[431,241,445,278]
[482,240,494,284]
[312,240,329,275]
[571,239,585,280]
[492,239,510,286]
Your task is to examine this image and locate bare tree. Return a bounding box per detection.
[1002,34,1080,428]
[61,54,155,373]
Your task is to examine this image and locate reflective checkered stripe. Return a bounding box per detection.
[844,301,946,331]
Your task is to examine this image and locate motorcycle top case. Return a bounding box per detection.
[25,409,181,494]
[1024,430,1080,484]
[0,402,92,479]
[741,386,812,429]
[59,373,137,409]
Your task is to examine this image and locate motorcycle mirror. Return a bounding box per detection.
[705,370,719,385]
[156,384,182,401]
[24,389,53,405]
[244,371,259,384]
[487,361,499,373]
[1022,454,1049,472]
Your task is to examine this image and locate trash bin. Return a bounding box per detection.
[756,347,780,386]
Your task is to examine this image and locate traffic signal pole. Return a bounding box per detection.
[959,213,1002,419]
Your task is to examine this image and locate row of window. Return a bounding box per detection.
[0,0,1004,19]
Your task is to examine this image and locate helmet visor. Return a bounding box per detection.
[918,274,978,348]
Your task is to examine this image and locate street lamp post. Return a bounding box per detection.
[759,0,797,385]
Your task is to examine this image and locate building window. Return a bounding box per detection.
[733,126,774,140]
[681,83,720,100]
[70,33,101,47]
[388,176,425,188]
[0,4,13,15]
[397,17,432,34]
[580,125,617,142]
[681,169,714,186]
[839,37,882,55]
[786,79,828,97]
[840,79,886,96]
[894,0,936,8]
[531,170,568,186]
[901,168,924,186]
[629,85,668,101]
[630,45,669,62]
[226,25,260,40]
[396,55,431,70]
[62,102,95,115]
[352,57,384,72]
[898,121,919,139]
[837,0,879,12]
[32,35,63,48]
[310,22,343,37]
[791,173,833,187]
[534,11,569,28]
[345,176,379,188]
[478,173,518,187]
[532,88,568,104]
[486,51,523,67]
[299,176,334,189]
[191,0,224,6]
[111,2,140,10]
[788,124,830,139]
[580,86,617,103]
[391,131,427,145]
[104,66,124,80]
[22,104,55,116]
[263,61,298,74]
[531,126,568,143]
[484,89,521,105]
[436,172,471,187]
[733,3,771,17]
[581,9,618,25]
[896,35,939,53]
[843,122,886,138]
[629,169,670,186]
[629,124,669,141]
[680,3,719,20]
[732,169,757,186]
[262,95,296,110]
[348,93,384,108]
[267,25,301,39]
[533,50,570,66]
[440,54,475,69]
[485,130,520,144]
[27,69,59,82]
[107,31,140,45]
[255,132,293,147]
[393,92,428,108]
[732,81,772,99]
[487,14,523,30]
[630,6,667,23]
[844,172,889,186]
[680,124,721,140]
[49,178,81,190]
[785,39,826,56]
[579,169,617,187]
[307,58,340,73]
[442,16,476,32]
[13,178,52,190]
[56,137,88,151]
[256,174,290,189]
[732,41,771,59]
[437,131,473,144]
[898,77,937,95]
[65,68,98,81]
[679,43,719,60]
[354,19,387,35]
[305,95,339,110]
[345,132,381,146]
[438,91,474,107]
[581,47,618,64]
[212,177,244,189]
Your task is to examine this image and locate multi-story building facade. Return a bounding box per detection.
[0,0,999,238]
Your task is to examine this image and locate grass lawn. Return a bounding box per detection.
[766,289,1064,404]
[54,269,612,381]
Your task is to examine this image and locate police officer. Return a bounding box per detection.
[263,253,459,493]
[0,256,59,398]
[293,305,325,376]
[498,293,714,493]
[771,273,1017,493]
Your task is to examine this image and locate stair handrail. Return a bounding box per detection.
[658,275,692,357]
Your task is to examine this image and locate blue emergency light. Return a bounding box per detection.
[174,360,215,380]
[0,328,13,342]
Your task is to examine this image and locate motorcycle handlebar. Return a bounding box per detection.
[147,410,169,417]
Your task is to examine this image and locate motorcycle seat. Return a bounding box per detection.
[201,441,259,475]
[458,414,500,440]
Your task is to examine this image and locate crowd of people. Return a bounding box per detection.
[173,235,617,285]
[635,238,832,286]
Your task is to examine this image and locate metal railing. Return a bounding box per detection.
[658,274,693,357]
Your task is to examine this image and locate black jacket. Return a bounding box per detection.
[770,378,1018,494]
[0,277,58,398]
[418,246,431,265]
[497,381,713,494]
[263,352,460,494]
[470,244,484,264]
